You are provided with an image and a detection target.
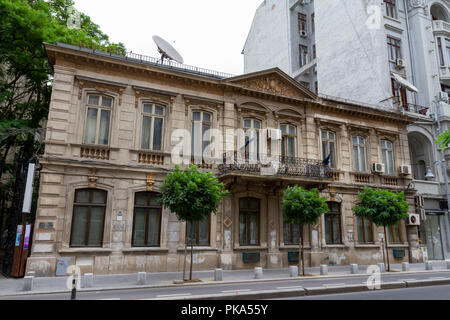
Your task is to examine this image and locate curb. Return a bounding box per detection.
[1,269,449,298]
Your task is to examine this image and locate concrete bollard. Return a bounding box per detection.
[214,268,223,281]
[350,264,359,274]
[402,262,410,272]
[23,276,34,292]
[377,263,386,273]
[447,261,450,270]
[27,271,36,277]
[425,261,433,270]
[137,272,147,285]
[254,267,263,279]
[289,266,298,277]
[83,273,94,288]
[320,265,328,276]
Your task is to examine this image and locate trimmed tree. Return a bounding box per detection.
[160,165,228,281]
[352,187,409,272]
[282,186,329,276]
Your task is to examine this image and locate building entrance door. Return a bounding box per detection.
[421,215,444,261]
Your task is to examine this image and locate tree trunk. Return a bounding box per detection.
[384,226,391,272]
[182,242,187,281]
[299,224,305,276]
[189,225,194,281]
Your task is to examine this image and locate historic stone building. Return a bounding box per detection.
[27,42,419,276]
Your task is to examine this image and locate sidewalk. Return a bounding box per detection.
[0,261,448,297]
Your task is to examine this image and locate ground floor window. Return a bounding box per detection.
[239,198,260,246]
[283,223,299,245]
[387,224,402,244]
[186,216,210,246]
[71,189,107,247]
[357,216,373,243]
[132,192,162,247]
[325,202,342,244]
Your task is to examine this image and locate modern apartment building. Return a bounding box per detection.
[26,42,418,276]
[243,0,450,260]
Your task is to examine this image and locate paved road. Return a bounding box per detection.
[275,284,450,300]
[1,270,449,300]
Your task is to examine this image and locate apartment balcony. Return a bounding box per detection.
[433,20,450,36]
[403,103,430,117]
[218,152,333,182]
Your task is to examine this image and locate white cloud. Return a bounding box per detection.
[74,0,262,75]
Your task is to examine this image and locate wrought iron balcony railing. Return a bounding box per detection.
[218,152,333,179]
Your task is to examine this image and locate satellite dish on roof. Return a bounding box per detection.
[152,35,184,64]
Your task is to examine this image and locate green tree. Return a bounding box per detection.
[282,186,329,276]
[352,187,409,271]
[435,130,450,151]
[160,165,228,281]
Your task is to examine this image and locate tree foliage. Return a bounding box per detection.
[435,130,450,151]
[352,187,409,227]
[282,187,329,226]
[160,165,229,223]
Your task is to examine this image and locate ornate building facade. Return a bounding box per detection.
[27,43,419,276]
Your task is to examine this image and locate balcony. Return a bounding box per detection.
[80,146,110,160]
[433,20,450,36]
[218,152,333,180]
[403,103,429,117]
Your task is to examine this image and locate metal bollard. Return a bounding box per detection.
[320,265,328,276]
[289,266,298,277]
[425,261,433,270]
[377,263,386,273]
[83,273,94,288]
[350,264,359,274]
[214,268,223,281]
[254,267,263,279]
[71,272,78,300]
[23,276,34,292]
[137,272,147,285]
[402,262,410,272]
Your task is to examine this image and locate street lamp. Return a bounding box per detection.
[424,161,442,180]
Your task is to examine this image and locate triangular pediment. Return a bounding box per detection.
[223,68,317,100]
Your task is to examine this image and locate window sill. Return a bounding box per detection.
[279,245,311,250]
[387,244,409,248]
[354,244,379,248]
[70,143,120,151]
[123,247,169,253]
[383,15,402,25]
[177,247,218,252]
[321,244,346,248]
[59,248,113,254]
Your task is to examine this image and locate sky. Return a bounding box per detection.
[73,0,263,75]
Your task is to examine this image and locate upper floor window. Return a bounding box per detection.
[71,189,107,247]
[446,39,450,66]
[437,38,445,66]
[321,130,336,169]
[239,197,260,246]
[311,13,315,34]
[299,45,309,67]
[84,94,113,145]
[312,44,316,59]
[352,136,367,172]
[132,192,162,247]
[281,124,297,158]
[387,37,401,61]
[141,103,165,151]
[192,111,212,158]
[391,78,408,108]
[298,13,307,33]
[325,202,342,244]
[384,0,397,19]
[186,216,210,246]
[243,119,261,159]
[381,140,395,175]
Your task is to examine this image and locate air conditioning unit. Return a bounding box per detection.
[406,213,420,226]
[415,195,424,208]
[372,163,385,174]
[416,208,426,221]
[300,30,307,37]
[396,58,406,69]
[399,165,412,175]
[439,91,449,103]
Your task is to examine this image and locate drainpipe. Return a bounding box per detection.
[403,0,418,105]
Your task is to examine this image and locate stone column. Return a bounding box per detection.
[220,194,234,270]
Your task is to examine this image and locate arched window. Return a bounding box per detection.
[352,136,367,172]
[381,140,395,175]
[324,202,341,244]
[239,198,260,246]
[132,192,162,247]
[431,3,449,22]
[84,94,113,145]
[71,189,107,247]
[141,103,165,151]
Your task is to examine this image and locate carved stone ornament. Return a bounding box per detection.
[223,216,233,228]
[78,79,124,105]
[146,173,155,191]
[235,75,301,98]
[134,89,175,112]
[88,168,99,188]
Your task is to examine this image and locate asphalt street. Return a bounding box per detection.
[0,270,449,300]
[276,284,450,300]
